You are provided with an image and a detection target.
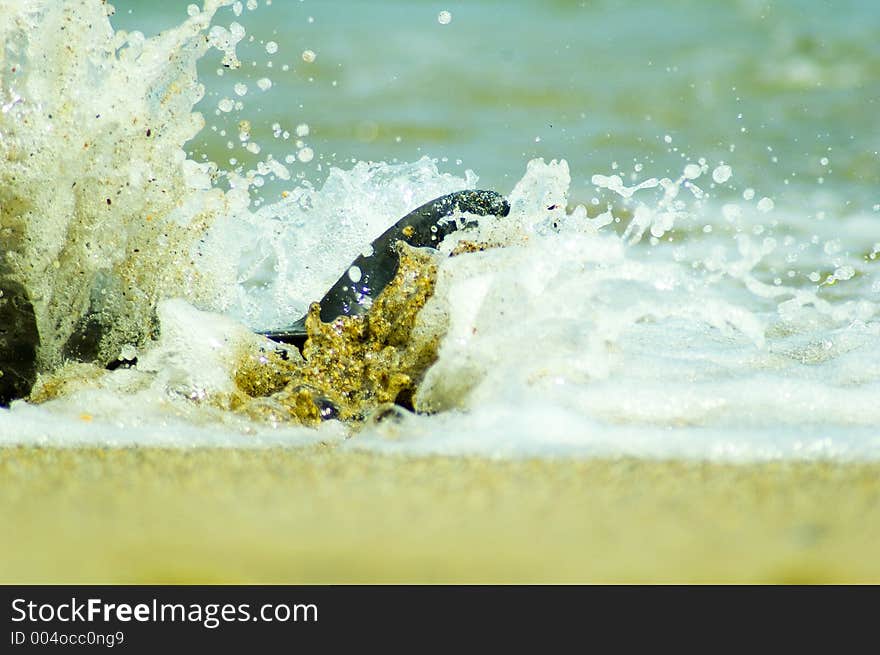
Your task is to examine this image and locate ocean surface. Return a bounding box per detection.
[1,0,879,460]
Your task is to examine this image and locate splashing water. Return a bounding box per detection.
[1,1,879,461]
[0,0,237,372]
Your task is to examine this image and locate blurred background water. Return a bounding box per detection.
[112,0,880,211]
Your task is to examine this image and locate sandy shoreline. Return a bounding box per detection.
[2,445,878,583]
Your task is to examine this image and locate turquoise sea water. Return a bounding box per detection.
[114,0,880,208]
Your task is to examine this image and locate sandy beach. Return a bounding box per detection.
[2,445,878,583]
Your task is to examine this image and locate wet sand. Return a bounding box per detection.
[2,445,878,583]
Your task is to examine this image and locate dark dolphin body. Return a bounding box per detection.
[262,189,510,350]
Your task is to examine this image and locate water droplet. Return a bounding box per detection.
[823,239,842,255]
[438,10,452,24]
[265,41,278,54]
[712,164,732,184]
[834,266,855,281]
[683,163,702,179]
